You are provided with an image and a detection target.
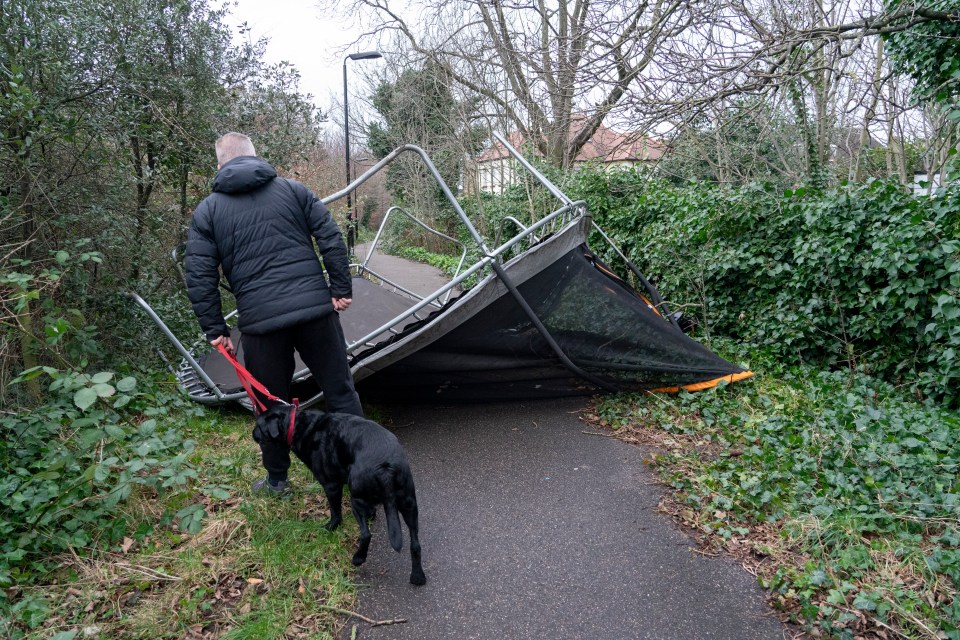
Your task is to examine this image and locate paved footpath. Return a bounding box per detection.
[354,243,454,299]
[338,398,791,640]
[340,247,790,639]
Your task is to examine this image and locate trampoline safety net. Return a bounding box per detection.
[357,244,752,402]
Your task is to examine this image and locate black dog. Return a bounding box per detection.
[253,405,426,586]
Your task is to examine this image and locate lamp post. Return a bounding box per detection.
[343,50,382,255]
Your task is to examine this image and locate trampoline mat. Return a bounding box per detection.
[197,276,427,393]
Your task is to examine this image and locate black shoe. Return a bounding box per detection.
[251,476,292,498]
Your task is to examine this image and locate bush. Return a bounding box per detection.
[594,354,960,637]
[0,366,202,591]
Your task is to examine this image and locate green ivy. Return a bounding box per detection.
[594,349,960,637]
[886,0,960,107]
[555,168,960,407]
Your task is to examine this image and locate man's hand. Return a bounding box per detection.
[332,297,352,312]
[210,334,235,356]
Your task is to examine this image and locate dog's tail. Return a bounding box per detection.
[384,500,403,552]
[378,464,404,552]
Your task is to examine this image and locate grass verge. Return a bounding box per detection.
[588,346,960,640]
[16,406,360,640]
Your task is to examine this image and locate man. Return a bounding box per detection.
[185,132,363,496]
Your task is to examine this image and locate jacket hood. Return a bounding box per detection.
[213,156,277,194]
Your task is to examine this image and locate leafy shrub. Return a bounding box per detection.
[594,351,960,637]
[0,366,202,595]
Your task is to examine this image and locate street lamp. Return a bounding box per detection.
[343,50,382,255]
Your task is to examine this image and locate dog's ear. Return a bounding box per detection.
[252,405,286,442]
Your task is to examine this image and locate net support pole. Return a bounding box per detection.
[488,261,621,393]
[492,132,681,331]
[325,141,619,393]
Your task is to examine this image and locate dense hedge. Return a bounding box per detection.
[306,161,960,407]
[543,169,960,405]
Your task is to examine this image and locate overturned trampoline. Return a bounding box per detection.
[132,134,753,409]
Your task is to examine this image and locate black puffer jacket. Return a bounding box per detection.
[185,156,351,339]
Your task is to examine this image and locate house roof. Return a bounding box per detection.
[477,122,665,164]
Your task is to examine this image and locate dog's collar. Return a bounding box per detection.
[286,398,299,447]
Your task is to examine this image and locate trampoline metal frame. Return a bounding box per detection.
[132,137,645,409]
[356,204,467,308]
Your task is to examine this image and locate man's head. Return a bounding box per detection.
[215,132,256,168]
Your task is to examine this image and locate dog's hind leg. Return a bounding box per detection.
[400,495,426,586]
[322,482,344,531]
[350,498,374,566]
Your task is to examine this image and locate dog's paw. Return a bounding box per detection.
[351,552,367,566]
[409,570,426,586]
[323,517,342,531]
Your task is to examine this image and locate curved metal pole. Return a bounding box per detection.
[365,205,466,270]
[343,203,585,360]
[589,222,679,329]
[325,143,618,392]
[492,131,574,207]
[494,216,530,257]
[323,144,488,253]
[492,131,679,331]
[128,292,224,397]
[364,205,469,304]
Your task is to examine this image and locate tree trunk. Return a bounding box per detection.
[15,166,41,399]
[854,38,885,183]
[788,79,817,184]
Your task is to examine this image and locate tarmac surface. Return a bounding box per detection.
[355,242,455,299]
[338,399,789,640]
[337,246,791,640]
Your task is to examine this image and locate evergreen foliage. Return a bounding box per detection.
[593,348,960,637]
[886,0,960,108]
[1,0,322,401]
[368,60,484,237]
[0,2,324,632]
[577,171,960,406]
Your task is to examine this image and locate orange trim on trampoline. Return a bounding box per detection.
[648,370,755,394]
[639,294,662,316]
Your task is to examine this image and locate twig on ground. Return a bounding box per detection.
[319,604,408,627]
[112,562,182,582]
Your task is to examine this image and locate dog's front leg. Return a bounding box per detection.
[322,482,344,531]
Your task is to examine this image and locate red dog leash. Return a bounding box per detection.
[286,398,299,447]
[215,344,299,446]
[215,343,282,412]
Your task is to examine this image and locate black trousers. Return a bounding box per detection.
[242,313,364,482]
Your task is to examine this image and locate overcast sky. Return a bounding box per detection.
[229,0,375,117]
